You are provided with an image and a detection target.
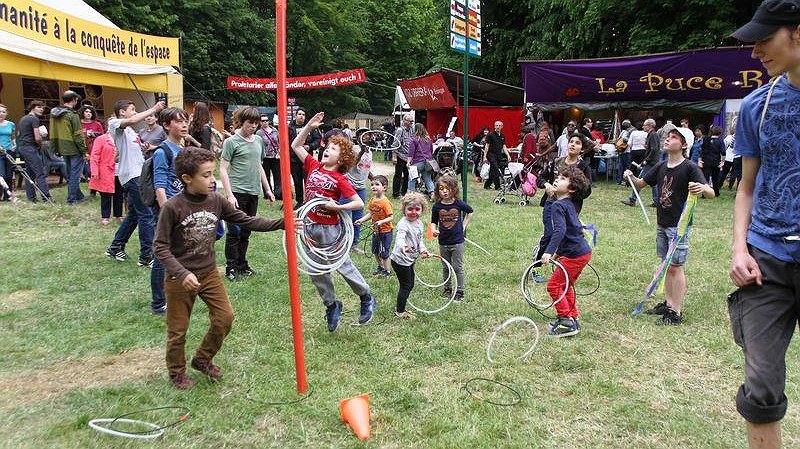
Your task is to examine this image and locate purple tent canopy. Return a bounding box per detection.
[520,47,767,104]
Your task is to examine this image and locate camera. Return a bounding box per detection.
[156,93,168,104]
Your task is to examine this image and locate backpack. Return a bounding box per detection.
[140,144,174,207]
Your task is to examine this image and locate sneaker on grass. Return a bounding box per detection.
[358,294,377,325]
[372,266,383,276]
[239,266,256,277]
[645,301,668,315]
[394,310,415,320]
[105,247,128,261]
[546,317,579,337]
[225,267,239,282]
[137,255,154,268]
[531,270,546,283]
[326,300,343,332]
[657,308,683,325]
[454,291,464,302]
[152,305,167,316]
[442,287,453,298]
[170,373,194,389]
[190,358,222,380]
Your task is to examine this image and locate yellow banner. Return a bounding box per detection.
[0,0,180,66]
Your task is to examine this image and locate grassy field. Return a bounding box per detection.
[1,162,798,448]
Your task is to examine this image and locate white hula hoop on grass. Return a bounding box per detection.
[359,130,401,153]
[282,197,354,276]
[520,259,569,310]
[486,316,541,364]
[415,254,453,288]
[408,255,457,314]
[88,418,164,439]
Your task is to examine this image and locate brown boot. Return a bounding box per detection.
[191,358,223,380]
[170,373,194,389]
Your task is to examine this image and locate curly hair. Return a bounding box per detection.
[567,132,590,154]
[328,135,355,173]
[401,191,428,213]
[175,147,216,180]
[79,105,97,121]
[559,165,590,199]
[432,174,460,202]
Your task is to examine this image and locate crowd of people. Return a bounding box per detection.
[0,4,797,446]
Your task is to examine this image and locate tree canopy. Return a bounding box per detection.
[87,0,759,117]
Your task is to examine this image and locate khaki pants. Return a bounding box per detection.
[165,269,233,377]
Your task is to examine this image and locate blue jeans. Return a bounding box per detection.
[630,164,659,204]
[616,152,631,184]
[64,154,85,203]
[110,177,154,258]
[17,145,50,201]
[656,225,692,266]
[150,205,166,311]
[341,187,367,245]
[0,151,14,200]
[409,160,434,193]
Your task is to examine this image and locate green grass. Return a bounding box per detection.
[1,163,799,448]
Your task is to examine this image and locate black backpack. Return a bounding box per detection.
[140,144,173,207]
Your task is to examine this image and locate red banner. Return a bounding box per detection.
[397,73,458,110]
[227,68,366,91]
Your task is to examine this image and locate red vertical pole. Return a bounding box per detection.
[275,0,307,394]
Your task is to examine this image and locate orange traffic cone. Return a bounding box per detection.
[340,393,370,440]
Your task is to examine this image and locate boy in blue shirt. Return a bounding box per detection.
[728,3,800,447]
[540,166,592,337]
[150,108,190,315]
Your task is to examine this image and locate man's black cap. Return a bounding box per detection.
[732,0,800,43]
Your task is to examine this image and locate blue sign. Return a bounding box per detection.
[450,32,466,52]
[468,38,481,57]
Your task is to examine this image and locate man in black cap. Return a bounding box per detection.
[728,2,800,448]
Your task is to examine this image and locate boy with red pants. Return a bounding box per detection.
[540,166,592,337]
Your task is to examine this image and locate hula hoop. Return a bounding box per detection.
[415,254,453,288]
[282,197,354,275]
[408,255,457,314]
[463,377,522,406]
[520,259,568,310]
[358,130,401,153]
[530,244,540,260]
[246,384,315,406]
[464,237,492,256]
[486,316,541,364]
[90,406,191,438]
[574,263,600,296]
[89,418,164,439]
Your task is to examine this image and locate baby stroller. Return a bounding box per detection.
[493,158,540,206]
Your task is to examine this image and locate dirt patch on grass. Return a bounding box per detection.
[0,290,35,313]
[0,347,163,409]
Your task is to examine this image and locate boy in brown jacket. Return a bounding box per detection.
[153,147,284,389]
